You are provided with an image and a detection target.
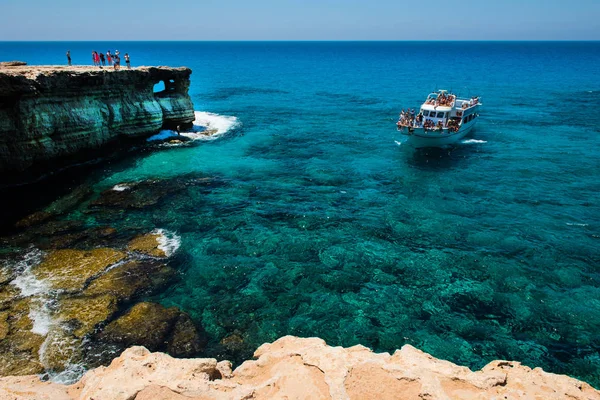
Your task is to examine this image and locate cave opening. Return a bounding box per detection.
[153,81,166,93]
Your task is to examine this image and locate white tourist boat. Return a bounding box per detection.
[397,90,482,148]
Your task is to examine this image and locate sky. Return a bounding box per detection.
[0,0,598,41]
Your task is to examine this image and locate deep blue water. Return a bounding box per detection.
[2,42,600,386]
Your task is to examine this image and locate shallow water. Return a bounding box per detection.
[1,41,600,386]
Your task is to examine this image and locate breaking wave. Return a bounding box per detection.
[153,229,181,257]
[9,249,53,335]
[147,111,239,142]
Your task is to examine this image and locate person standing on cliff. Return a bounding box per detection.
[66,50,71,66]
[99,53,106,66]
[107,51,112,66]
[113,53,120,70]
[124,53,131,69]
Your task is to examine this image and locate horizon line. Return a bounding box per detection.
[1,39,599,43]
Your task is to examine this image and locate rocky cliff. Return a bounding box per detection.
[1,336,598,400]
[0,65,195,177]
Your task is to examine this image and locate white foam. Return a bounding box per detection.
[153,229,181,257]
[566,223,589,227]
[10,248,46,296]
[395,140,402,146]
[147,111,239,143]
[29,301,54,335]
[48,363,87,385]
[9,248,54,335]
[41,330,87,384]
[191,111,239,136]
[461,139,487,144]
[112,184,131,191]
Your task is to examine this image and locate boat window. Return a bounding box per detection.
[437,112,445,118]
[423,110,429,117]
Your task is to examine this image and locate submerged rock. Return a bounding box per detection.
[0,298,45,376]
[32,248,126,292]
[42,226,118,250]
[0,311,8,340]
[58,294,118,338]
[99,302,179,349]
[167,314,208,357]
[14,211,53,229]
[220,332,246,353]
[99,302,205,356]
[40,329,82,372]
[84,260,176,302]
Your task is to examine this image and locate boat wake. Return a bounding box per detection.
[461,139,487,144]
[147,111,240,143]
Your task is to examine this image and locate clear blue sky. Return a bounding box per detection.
[1,0,598,41]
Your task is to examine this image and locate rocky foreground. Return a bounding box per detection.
[1,336,598,400]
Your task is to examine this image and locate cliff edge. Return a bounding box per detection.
[0,65,195,177]
[1,336,598,400]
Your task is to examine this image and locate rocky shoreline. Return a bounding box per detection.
[1,336,598,399]
[0,175,220,379]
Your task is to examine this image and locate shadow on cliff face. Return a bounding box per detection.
[0,138,146,235]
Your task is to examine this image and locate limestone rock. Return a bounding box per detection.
[99,302,206,358]
[0,66,195,179]
[15,211,53,229]
[58,294,118,338]
[0,376,69,400]
[0,337,599,399]
[0,61,27,66]
[0,311,8,340]
[42,226,117,250]
[99,302,179,349]
[0,265,15,286]
[32,248,126,292]
[39,329,82,372]
[84,260,174,302]
[127,233,166,257]
[0,299,45,376]
[0,352,44,377]
[0,283,19,310]
[71,346,219,400]
[166,314,207,357]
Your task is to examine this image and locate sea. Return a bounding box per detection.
[1,41,599,387]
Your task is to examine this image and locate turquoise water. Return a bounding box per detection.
[2,42,600,386]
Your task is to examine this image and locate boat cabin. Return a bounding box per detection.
[419,90,480,127]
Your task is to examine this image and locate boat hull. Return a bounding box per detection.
[401,121,476,148]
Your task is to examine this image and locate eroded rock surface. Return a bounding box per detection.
[0,336,598,400]
[0,66,195,177]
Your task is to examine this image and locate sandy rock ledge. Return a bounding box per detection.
[0,336,598,400]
